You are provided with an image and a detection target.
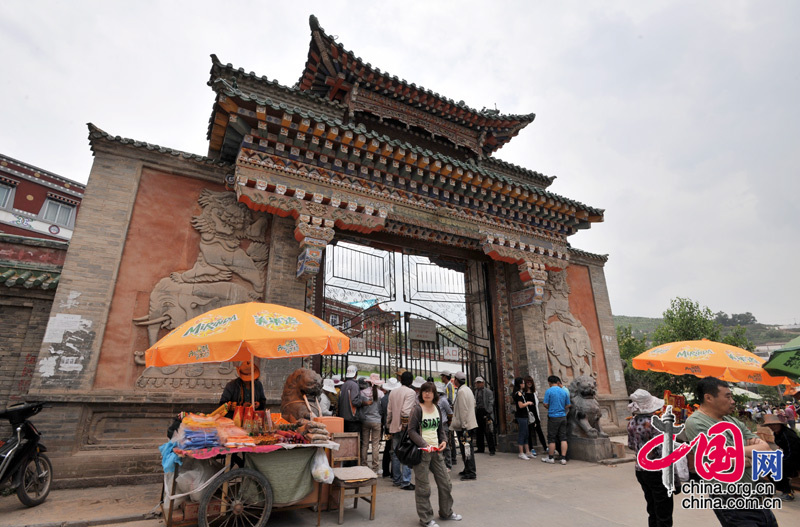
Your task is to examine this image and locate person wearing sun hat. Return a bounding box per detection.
[318,378,337,416]
[219,360,266,416]
[626,388,671,527]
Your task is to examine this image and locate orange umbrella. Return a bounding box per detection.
[632,339,790,386]
[145,302,349,367]
[144,303,349,407]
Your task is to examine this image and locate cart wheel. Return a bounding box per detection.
[199,467,273,527]
[16,453,53,507]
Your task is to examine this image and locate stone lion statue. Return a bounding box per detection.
[280,368,323,423]
[566,375,608,439]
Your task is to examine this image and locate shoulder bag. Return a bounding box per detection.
[521,392,536,423]
[395,410,422,466]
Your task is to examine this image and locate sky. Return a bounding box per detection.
[1,1,798,325]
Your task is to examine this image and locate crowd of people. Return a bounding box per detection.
[318,366,511,527]
[317,365,576,527]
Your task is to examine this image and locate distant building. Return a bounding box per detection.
[0,154,82,430]
[0,153,84,241]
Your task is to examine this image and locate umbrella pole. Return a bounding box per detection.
[250,350,256,410]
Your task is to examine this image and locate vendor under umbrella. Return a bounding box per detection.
[220,361,266,416]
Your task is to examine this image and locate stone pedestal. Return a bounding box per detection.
[567,436,613,462]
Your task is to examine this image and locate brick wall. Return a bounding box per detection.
[0,288,55,437]
[27,153,144,393]
[261,215,304,400]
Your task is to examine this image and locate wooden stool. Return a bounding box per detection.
[329,432,378,524]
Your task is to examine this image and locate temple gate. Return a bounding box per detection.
[23,16,629,482]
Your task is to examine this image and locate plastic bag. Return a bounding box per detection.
[311,448,334,484]
[176,459,222,502]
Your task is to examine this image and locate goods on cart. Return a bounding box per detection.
[296,418,331,444]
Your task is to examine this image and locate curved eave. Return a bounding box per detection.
[87,123,230,168]
[300,15,534,150]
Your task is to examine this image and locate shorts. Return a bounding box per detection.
[547,416,567,444]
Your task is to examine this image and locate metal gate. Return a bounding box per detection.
[317,239,496,389]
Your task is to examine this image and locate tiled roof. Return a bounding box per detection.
[569,248,609,262]
[481,157,555,188]
[0,266,60,290]
[210,81,603,218]
[299,15,534,155]
[208,55,344,117]
[87,124,230,167]
[207,57,552,187]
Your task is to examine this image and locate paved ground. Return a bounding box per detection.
[2,449,798,527]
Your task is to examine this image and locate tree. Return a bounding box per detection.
[721,325,755,352]
[617,325,673,394]
[652,297,721,345]
[730,312,757,326]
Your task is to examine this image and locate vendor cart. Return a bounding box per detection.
[146,303,351,527]
[164,441,337,527]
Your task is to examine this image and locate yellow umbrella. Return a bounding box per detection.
[632,339,790,386]
[144,302,349,407]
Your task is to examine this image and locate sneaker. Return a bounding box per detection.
[489,452,496,456]
[560,458,567,465]
[441,513,462,521]
[541,456,554,464]
[401,483,416,490]
[779,493,795,501]
[421,521,440,527]
[377,469,383,476]
[518,453,529,460]
[528,450,537,457]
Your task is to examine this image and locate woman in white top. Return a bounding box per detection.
[408,381,462,527]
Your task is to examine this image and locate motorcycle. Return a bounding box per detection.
[0,402,52,506]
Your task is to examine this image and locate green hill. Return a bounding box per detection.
[613,315,662,339]
[613,315,799,347]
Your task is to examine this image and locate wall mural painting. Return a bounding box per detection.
[543,269,596,381]
[132,189,270,375]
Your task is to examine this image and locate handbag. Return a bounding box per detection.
[394,427,422,467]
[521,393,536,423]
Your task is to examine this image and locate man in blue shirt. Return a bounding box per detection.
[542,375,571,465]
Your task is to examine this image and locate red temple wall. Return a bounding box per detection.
[566,264,611,394]
[93,170,223,390]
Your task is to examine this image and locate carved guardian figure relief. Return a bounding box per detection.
[132,190,270,380]
[543,270,596,381]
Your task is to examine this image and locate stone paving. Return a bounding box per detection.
[1,449,797,527]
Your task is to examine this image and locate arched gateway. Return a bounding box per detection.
[24,16,629,481]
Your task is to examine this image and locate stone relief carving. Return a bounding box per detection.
[132,189,269,371]
[543,269,596,381]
